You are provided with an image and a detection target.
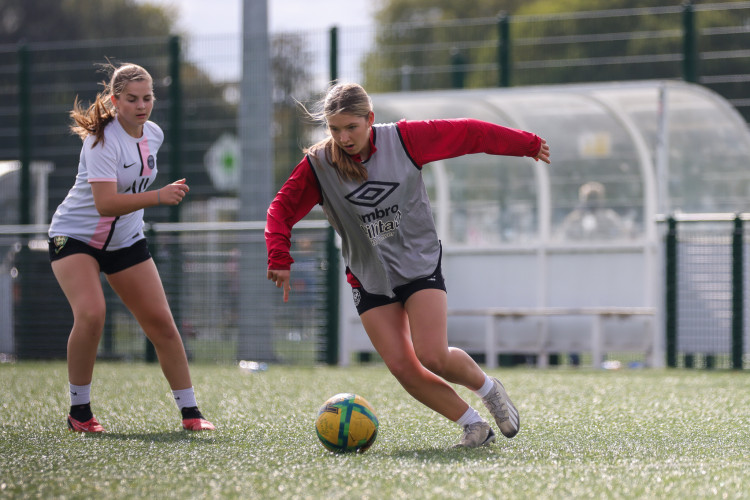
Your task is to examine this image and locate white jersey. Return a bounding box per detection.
[49,119,163,250]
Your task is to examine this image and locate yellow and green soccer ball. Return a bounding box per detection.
[315,393,378,453]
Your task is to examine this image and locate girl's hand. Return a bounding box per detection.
[534,139,551,164]
[158,178,190,205]
[267,269,291,302]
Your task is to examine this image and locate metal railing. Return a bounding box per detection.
[0,221,339,365]
[661,213,749,369]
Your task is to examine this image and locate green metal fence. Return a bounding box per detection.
[2,3,749,224]
[2,2,750,366]
[663,214,749,369]
[357,1,750,123]
[1,222,338,364]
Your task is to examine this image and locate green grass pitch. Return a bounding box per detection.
[1,362,748,499]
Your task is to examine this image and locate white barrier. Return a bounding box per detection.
[447,307,657,368]
[340,306,657,368]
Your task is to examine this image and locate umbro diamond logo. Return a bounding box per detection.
[345,181,398,207]
[123,162,136,169]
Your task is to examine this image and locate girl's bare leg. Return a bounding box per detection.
[361,301,471,422]
[51,254,106,386]
[106,258,192,390]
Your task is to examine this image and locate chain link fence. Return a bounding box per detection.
[1,3,750,366]
[1,223,336,364]
[663,215,749,369]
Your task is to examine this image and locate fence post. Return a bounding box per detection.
[324,226,340,365]
[18,43,31,226]
[731,215,744,369]
[497,12,510,88]
[168,35,182,224]
[665,216,678,368]
[329,26,338,83]
[450,47,466,89]
[145,225,158,363]
[167,36,185,361]
[682,0,698,83]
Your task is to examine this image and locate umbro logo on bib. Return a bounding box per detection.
[345,181,398,208]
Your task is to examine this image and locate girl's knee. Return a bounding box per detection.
[414,348,449,376]
[72,307,106,334]
[143,319,183,347]
[386,358,423,383]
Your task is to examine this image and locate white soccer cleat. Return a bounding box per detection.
[452,421,496,448]
[482,377,520,438]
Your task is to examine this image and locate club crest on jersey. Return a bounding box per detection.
[147,155,155,169]
[53,236,68,254]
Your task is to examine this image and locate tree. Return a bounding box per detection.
[363,0,528,91]
[271,33,316,187]
[0,0,175,43]
[0,0,239,212]
[363,0,750,103]
[1,0,317,206]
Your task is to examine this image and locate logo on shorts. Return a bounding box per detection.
[352,288,361,307]
[53,236,68,254]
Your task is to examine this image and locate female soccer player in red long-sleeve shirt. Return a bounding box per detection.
[265,83,550,448]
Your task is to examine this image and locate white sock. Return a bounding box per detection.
[69,383,91,406]
[455,406,484,427]
[474,374,494,399]
[172,387,198,410]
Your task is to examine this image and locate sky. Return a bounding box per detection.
[136,0,375,35]
[134,0,376,83]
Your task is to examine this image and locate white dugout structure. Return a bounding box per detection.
[339,80,750,368]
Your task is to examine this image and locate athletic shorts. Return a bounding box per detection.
[352,255,447,316]
[48,236,151,275]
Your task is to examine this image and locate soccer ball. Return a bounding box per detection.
[315,393,378,453]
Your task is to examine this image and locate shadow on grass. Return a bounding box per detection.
[383,446,501,463]
[96,431,219,444]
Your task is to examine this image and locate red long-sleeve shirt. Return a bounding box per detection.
[265,118,542,270]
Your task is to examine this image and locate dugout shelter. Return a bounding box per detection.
[338,80,750,368]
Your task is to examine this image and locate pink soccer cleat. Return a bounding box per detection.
[67,415,105,433]
[182,418,215,431]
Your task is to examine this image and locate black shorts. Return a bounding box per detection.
[352,260,447,315]
[48,236,151,275]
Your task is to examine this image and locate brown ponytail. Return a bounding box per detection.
[302,83,373,183]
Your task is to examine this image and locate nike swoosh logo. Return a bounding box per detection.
[123,162,136,169]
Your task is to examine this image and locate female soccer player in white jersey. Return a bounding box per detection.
[48,62,214,433]
[265,83,551,448]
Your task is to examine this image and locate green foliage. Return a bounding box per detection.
[363,0,750,101]
[2,362,749,498]
[365,0,525,92]
[0,0,241,209]
[0,0,176,44]
[373,0,527,24]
